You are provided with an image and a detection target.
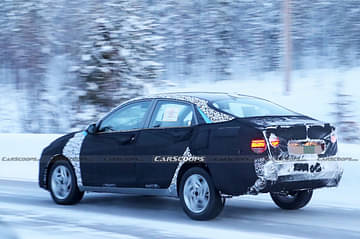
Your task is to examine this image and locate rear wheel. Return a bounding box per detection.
[179,167,224,220]
[270,190,313,210]
[49,160,84,205]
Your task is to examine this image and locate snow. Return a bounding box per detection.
[81,54,91,61]
[100,45,114,53]
[0,80,23,133]
[0,201,304,239]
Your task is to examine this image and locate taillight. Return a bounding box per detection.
[251,139,267,154]
[269,133,280,148]
[331,132,337,143]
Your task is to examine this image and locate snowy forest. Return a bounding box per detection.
[0,0,359,141]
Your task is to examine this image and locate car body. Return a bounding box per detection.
[39,92,343,220]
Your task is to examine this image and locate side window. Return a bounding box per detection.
[99,101,151,132]
[149,101,195,128]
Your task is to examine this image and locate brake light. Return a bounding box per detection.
[269,134,280,148]
[251,139,267,154]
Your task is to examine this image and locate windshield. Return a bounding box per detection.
[210,96,299,118]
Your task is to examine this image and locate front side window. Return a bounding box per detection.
[211,96,299,118]
[149,101,195,128]
[99,101,151,132]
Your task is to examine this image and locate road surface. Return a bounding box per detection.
[0,179,359,239]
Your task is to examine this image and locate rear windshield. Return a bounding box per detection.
[210,96,299,118]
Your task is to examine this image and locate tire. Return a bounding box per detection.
[179,167,224,220]
[270,190,313,210]
[49,160,84,205]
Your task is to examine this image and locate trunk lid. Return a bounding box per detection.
[239,116,337,159]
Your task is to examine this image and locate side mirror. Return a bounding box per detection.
[86,123,97,135]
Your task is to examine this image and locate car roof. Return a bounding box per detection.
[139,92,256,102]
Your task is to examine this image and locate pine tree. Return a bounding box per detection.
[1,0,52,133]
[331,81,360,143]
[74,0,164,126]
[207,0,235,81]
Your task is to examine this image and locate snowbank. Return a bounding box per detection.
[0,133,359,208]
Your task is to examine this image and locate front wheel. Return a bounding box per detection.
[270,190,313,210]
[179,167,224,220]
[49,160,84,205]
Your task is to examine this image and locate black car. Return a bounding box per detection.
[39,92,343,220]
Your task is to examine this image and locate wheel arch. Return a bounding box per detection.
[176,162,212,196]
[45,154,74,189]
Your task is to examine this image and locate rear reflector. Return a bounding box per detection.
[251,139,267,154]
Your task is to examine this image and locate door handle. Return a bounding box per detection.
[118,135,136,145]
[172,128,193,141]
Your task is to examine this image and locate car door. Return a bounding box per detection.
[135,99,197,188]
[80,100,153,187]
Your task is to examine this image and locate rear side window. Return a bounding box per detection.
[99,101,151,132]
[211,96,298,118]
[149,101,195,128]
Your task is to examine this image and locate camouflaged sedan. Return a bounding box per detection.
[39,92,343,220]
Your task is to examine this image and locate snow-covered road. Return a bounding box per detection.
[0,179,359,239]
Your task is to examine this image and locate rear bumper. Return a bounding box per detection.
[264,160,343,182]
[263,178,341,193]
[250,159,343,193]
